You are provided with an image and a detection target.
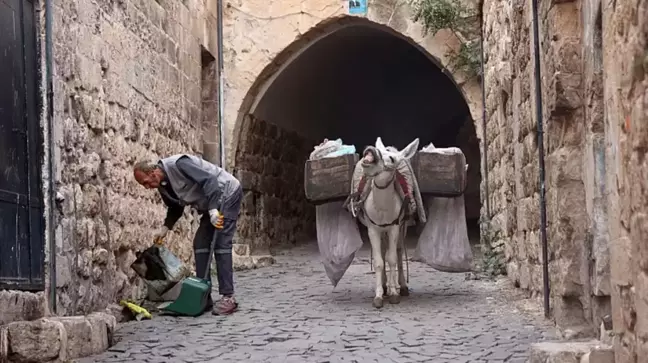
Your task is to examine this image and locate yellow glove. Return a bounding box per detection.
[209,209,224,229]
[119,300,152,321]
[153,226,169,245]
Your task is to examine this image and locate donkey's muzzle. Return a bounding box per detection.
[362,146,380,165]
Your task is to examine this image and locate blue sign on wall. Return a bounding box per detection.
[348,0,367,15]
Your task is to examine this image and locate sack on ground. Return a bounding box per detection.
[316,201,364,287]
[414,195,473,272]
[131,246,192,298]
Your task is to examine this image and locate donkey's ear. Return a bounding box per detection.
[400,138,419,160]
[375,137,386,150]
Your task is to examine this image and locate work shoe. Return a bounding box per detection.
[212,296,238,315]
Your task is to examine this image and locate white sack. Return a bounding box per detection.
[414,195,473,272]
[316,201,364,287]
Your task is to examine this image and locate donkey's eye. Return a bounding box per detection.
[389,156,395,163]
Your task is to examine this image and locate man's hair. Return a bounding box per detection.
[133,160,160,173]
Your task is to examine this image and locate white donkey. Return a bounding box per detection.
[355,137,419,308]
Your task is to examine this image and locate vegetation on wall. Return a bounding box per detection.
[473,216,507,278]
[410,0,482,79]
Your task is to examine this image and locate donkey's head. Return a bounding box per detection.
[361,137,419,184]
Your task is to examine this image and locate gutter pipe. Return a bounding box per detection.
[45,0,57,313]
[217,0,225,169]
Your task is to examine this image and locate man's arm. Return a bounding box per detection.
[175,156,222,210]
[160,192,184,230]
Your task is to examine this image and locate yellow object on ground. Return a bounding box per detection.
[120,300,152,321]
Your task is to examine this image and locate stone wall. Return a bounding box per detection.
[234,115,316,255]
[456,116,482,224]
[482,0,611,332]
[47,0,220,316]
[602,0,647,360]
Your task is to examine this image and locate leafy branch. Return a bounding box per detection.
[410,0,482,79]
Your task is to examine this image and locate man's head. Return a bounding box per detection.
[133,160,165,189]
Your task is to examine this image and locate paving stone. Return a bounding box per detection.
[76,244,554,363]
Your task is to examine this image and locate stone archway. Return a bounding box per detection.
[222,7,483,258]
[222,4,483,168]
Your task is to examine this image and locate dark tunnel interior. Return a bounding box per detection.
[251,24,481,243]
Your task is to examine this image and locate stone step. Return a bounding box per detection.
[529,340,614,363]
[0,312,116,362]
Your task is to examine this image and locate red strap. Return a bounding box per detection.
[358,176,367,194]
[395,171,410,197]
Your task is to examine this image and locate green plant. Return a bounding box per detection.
[410,0,482,79]
[477,216,507,278]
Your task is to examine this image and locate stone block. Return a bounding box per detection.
[0,291,47,326]
[233,243,250,256]
[86,312,117,351]
[529,341,600,363]
[517,196,540,232]
[55,316,93,358]
[580,345,614,363]
[233,255,255,271]
[548,72,582,115]
[6,319,66,362]
[252,255,276,268]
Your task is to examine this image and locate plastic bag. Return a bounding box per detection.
[421,142,436,152]
[422,146,463,155]
[316,201,364,287]
[414,195,473,272]
[131,246,192,297]
[310,138,356,160]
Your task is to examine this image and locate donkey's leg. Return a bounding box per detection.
[367,227,385,309]
[385,226,401,304]
[381,234,388,296]
[397,225,409,297]
[396,245,409,297]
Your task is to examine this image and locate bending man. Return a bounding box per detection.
[133,154,242,315]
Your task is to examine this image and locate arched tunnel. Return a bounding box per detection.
[233,23,482,255]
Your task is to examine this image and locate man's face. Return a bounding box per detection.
[134,169,163,189]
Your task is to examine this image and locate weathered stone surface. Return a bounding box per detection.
[6,319,66,362]
[580,345,615,363]
[46,0,220,316]
[529,341,601,363]
[55,316,94,359]
[483,0,617,335]
[601,0,648,360]
[0,291,47,326]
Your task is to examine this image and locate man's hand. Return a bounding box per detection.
[153,226,169,245]
[209,209,224,230]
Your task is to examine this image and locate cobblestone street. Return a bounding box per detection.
[77,244,555,363]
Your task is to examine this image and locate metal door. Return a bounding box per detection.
[0,0,45,291]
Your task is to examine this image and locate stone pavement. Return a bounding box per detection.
[76,244,555,363]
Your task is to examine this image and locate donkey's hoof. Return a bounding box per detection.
[373,297,384,309]
[388,294,401,305]
[400,287,410,296]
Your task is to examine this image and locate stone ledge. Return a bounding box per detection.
[529,340,614,363]
[0,312,116,363]
[0,291,47,326]
[233,255,276,271]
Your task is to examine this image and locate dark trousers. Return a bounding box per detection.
[193,186,243,296]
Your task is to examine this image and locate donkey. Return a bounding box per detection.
[356,137,419,308]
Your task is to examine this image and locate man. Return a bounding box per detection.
[133,154,243,315]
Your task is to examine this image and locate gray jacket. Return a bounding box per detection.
[158,154,240,227]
